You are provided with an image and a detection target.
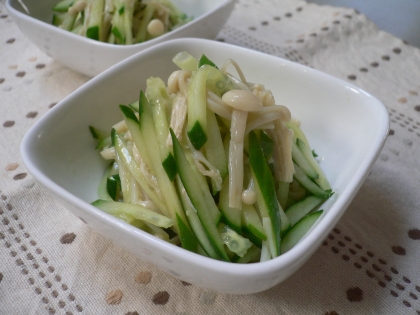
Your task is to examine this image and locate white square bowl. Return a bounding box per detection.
[20,38,389,294]
[6,0,235,77]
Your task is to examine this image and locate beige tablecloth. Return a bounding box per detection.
[1,0,420,314]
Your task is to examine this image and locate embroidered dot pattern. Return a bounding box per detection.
[105,289,123,305]
[347,287,364,302]
[135,271,152,284]
[152,291,170,305]
[0,193,83,313]
[324,228,420,312]
[60,233,76,244]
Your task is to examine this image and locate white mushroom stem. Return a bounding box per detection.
[167,70,182,94]
[242,176,256,205]
[222,89,262,209]
[206,91,232,120]
[246,105,290,134]
[228,110,247,209]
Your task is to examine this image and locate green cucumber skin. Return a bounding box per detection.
[162,153,177,182]
[92,199,173,229]
[176,213,199,253]
[241,204,266,243]
[293,162,331,199]
[198,54,218,69]
[86,26,99,41]
[187,121,207,150]
[281,210,323,254]
[292,140,319,180]
[52,0,74,12]
[205,110,228,188]
[171,129,229,261]
[106,175,121,201]
[178,180,220,259]
[248,131,281,257]
[285,195,324,226]
[296,138,331,191]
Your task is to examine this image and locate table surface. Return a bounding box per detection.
[2,0,420,314]
[307,0,420,48]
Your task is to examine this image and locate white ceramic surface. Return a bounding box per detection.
[20,38,389,294]
[6,0,235,77]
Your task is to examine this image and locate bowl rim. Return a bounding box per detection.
[6,0,235,50]
[20,37,390,275]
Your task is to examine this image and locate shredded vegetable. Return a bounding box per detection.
[90,52,333,263]
[51,0,192,44]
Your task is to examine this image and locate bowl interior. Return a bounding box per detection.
[9,0,228,25]
[21,39,389,293]
[23,39,388,204]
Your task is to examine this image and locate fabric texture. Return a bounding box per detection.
[1,0,420,314]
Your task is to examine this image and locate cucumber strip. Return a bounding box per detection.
[114,145,131,202]
[233,245,261,264]
[281,210,323,254]
[285,195,325,226]
[220,223,252,257]
[296,138,331,190]
[89,125,112,149]
[145,77,177,180]
[52,13,65,26]
[119,104,155,176]
[248,131,281,257]
[60,9,78,31]
[89,125,108,140]
[52,0,75,12]
[176,176,220,258]
[218,176,242,234]
[292,140,319,180]
[122,0,134,44]
[198,54,218,69]
[259,131,274,161]
[111,0,126,43]
[98,163,114,200]
[112,129,169,216]
[204,110,228,193]
[138,101,190,235]
[171,129,229,261]
[106,174,121,201]
[278,201,291,234]
[184,149,222,225]
[187,66,213,149]
[86,0,104,41]
[92,199,173,228]
[172,51,198,71]
[145,222,170,242]
[134,2,155,42]
[96,136,112,150]
[277,181,289,210]
[242,203,266,243]
[204,65,235,97]
[160,0,188,26]
[129,99,139,112]
[123,101,187,234]
[176,213,199,253]
[260,240,271,262]
[293,162,331,199]
[286,120,309,146]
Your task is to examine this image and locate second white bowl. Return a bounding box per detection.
[6,0,235,77]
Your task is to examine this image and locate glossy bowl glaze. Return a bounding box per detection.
[20,38,389,294]
[6,0,235,77]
